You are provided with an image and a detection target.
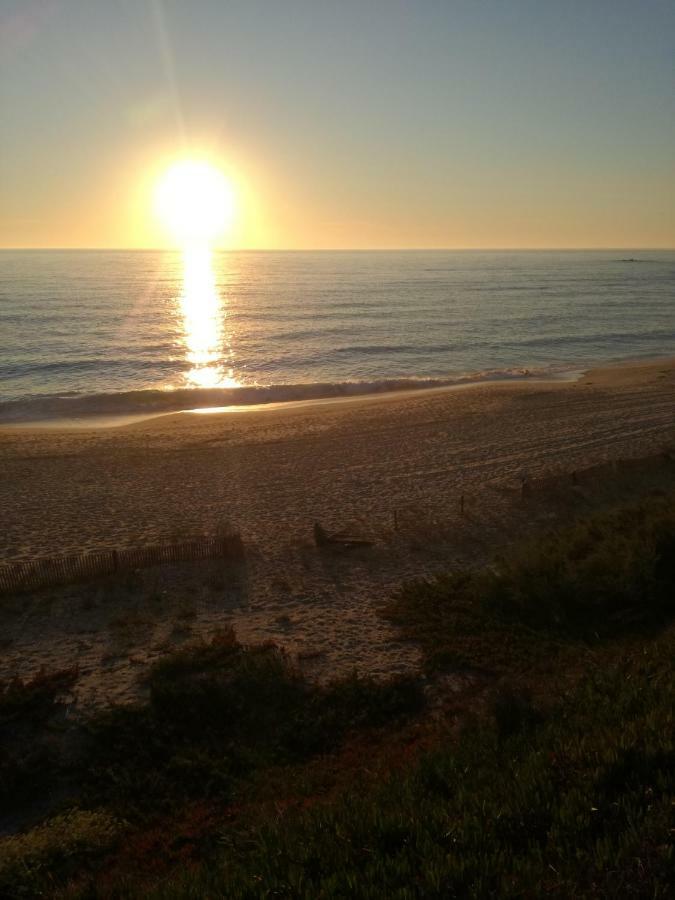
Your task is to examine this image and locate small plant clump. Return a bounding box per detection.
[0,810,124,897]
[0,667,78,813]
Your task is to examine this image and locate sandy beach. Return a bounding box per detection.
[1,358,674,709]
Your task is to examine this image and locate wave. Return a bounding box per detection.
[0,365,576,425]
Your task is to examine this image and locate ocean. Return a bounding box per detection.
[1,249,673,424]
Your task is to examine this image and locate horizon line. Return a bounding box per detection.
[1,246,674,253]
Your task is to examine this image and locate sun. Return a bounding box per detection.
[154,159,236,246]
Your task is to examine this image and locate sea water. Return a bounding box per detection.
[0,249,673,423]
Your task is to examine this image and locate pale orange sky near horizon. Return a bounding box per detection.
[1,1,674,250]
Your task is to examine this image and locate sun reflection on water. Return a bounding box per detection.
[179,245,238,389]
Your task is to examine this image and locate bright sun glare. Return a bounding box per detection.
[154,160,236,246]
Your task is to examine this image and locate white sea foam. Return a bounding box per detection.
[0,366,582,424]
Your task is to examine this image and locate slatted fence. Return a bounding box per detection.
[0,531,244,596]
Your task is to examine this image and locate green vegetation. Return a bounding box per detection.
[0,634,424,897]
[0,811,124,898]
[386,494,675,675]
[0,667,77,814]
[152,638,675,898]
[1,492,674,897]
[82,630,423,821]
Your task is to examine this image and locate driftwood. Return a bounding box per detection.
[313,522,374,549]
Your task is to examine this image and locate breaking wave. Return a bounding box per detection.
[0,366,577,425]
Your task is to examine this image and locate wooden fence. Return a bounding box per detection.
[0,531,244,596]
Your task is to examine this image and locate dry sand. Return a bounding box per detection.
[0,357,673,710]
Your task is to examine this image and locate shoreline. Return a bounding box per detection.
[0,370,580,432]
[2,353,674,432]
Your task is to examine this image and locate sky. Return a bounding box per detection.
[1,0,674,249]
